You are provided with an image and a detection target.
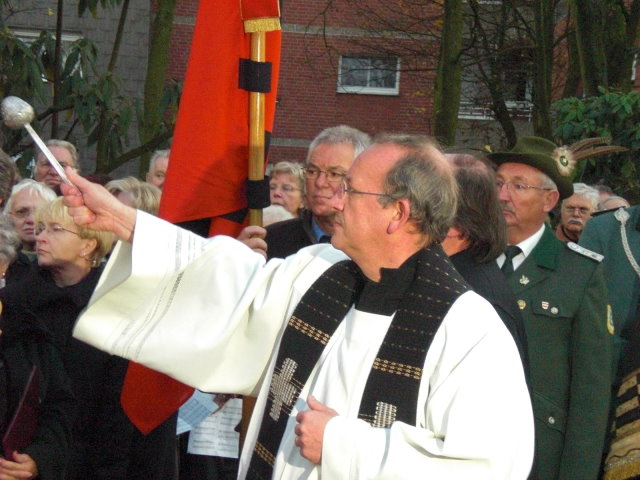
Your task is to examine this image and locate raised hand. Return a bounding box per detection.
[61,168,137,242]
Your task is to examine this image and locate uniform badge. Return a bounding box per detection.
[551,307,558,314]
[567,242,604,263]
[519,275,529,285]
[518,299,526,310]
[541,301,549,310]
[607,305,615,335]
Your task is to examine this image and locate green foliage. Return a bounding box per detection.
[552,88,640,201]
[78,0,122,18]
[0,29,136,174]
[0,29,46,101]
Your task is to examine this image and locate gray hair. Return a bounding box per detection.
[106,177,161,216]
[305,126,371,165]
[37,139,79,169]
[262,204,295,226]
[3,179,57,215]
[0,214,21,266]
[375,133,458,243]
[598,195,630,211]
[538,171,558,191]
[149,149,170,172]
[566,182,599,210]
[270,161,305,194]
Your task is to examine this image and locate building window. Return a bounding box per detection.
[11,29,83,81]
[459,46,533,121]
[337,56,400,95]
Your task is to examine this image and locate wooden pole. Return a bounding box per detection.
[240,29,266,449]
[247,31,266,227]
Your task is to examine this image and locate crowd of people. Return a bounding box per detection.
[0,127,637,480]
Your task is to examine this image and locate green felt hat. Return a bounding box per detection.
[488,136,575,199]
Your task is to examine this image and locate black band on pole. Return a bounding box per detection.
[239,59,272,93]
[247,178,271,210]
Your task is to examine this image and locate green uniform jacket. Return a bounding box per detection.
[508,225,613,480]
[580,206,640,369]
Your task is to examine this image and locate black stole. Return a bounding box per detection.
[247,245,469,479]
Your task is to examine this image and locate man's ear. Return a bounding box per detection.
[387,198,411,234]
[543,190,560,213]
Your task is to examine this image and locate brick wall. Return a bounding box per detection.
[166,0,437,165]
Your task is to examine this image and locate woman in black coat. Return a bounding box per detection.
[0,306,75,480]
[0,197,136,480]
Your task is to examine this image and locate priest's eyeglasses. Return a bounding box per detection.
[337,180,395,200]
[303,166,346,183]
[496,180,553,195]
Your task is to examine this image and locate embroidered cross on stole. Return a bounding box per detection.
[247,246,469,479]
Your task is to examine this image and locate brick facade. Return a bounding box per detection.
[165,0,436,165]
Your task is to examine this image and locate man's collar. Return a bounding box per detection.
[310,216,330,242]
[514,224,546,258]
[357,249,421,315]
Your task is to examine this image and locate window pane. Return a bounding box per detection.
[338,56,399,94]
[369,58,396,88]
[341,57,369,87]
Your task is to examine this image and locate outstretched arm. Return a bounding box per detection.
[60,168,137,242]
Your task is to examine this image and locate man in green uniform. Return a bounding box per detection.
[488,137,613,480]
[580,206,639,367]
[580,205,640,479]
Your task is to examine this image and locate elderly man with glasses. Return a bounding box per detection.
[555,183,599,243]
[265,125,370,259]
[60,133,534,480]
[490,137,613,480]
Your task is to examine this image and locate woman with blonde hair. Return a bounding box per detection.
[0,198,137,480]
[106,177,161,215]
[269,161,305,217]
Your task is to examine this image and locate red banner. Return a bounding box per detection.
[121,0,281,434]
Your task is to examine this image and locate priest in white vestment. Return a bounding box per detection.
[62,134,534,480]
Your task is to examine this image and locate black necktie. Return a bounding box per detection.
[319,235,331,243]
[501,245,522,277]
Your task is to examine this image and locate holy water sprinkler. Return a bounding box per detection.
[1,96,73,186]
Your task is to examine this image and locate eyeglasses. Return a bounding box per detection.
[303,166,346,183]
[337,180,395,200]
[10,207,36,219]
[269,183,300,193]
[496,180,553,195]
[35,223,80,237]
[563,205,592,216]
[37,160,72,170]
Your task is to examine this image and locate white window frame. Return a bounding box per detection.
[12,29,81,45]
[337,56,400,96]
[11,29,83,80]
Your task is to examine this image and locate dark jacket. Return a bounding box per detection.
[450,248,530,382]
[265,210,317,260]
[508,225,612,480]
[4,250,36,286]
[0,310,75,480]
[0,267,135,480]
[580,206,640,370]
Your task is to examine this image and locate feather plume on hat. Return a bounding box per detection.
[488,136,628,200]
[557,137,628,178]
